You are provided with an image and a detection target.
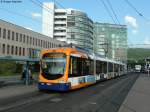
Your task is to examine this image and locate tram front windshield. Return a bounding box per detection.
[41,53,66,80]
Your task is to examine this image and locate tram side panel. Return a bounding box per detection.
[95,60,108,82]
[68,56,96,90]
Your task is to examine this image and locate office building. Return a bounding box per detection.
[42,2,94,51]
[94,22,127,63]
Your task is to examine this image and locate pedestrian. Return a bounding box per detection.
[29,68,33,80]
[21,68,26,80]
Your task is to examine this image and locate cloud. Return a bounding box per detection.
[132,29,138,35]
[124,15,138,29]
[30,12,41,18]
[144,37,150,44]
[25,27,33,30]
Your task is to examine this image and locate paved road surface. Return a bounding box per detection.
[1,73,138,112]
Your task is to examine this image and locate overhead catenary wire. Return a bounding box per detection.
[97,0,117,24]
[32,0,129,50]
[0,7,55,30]
[124,0,149,21]
[31,0,97,33]
[106,0,120,24]
[30,0,54,14]
[0,7,41,25]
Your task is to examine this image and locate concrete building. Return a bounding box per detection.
[0,19,65,59]
[94,22,127,63]
[42,2,94,51]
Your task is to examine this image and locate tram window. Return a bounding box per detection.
[102,62,107,73]
[69,57,93,77]
[108,63,113,72]
[96,61,101,74]
[83,60,91,75]
[120,66,124,71]
[114,64,119,72]
[69,57,83,77]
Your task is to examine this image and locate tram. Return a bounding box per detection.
[38,47,126,91]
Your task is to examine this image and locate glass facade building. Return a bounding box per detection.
[67,10,94,51]
[42,3,94,52]
[94,22,127,63]
[42,2,127,63]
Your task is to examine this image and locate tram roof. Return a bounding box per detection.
[88,53,125,65]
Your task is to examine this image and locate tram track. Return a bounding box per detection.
[1,73,139,112]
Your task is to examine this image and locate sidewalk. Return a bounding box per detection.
[0,84,38,100]
[119,73,150,112]
[0,75,38,87]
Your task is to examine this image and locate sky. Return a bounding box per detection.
[0,0,150,46]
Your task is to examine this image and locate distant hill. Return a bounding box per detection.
[127,48,150,60]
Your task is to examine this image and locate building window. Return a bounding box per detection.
[50,42,52,48]
[71,34,75,39]
[0,28,1,38]
[45,42,47,48]
[48,42,49,48]
[30,37,32,45]
[19,47,21,56]
[2,44,5,54]
[20,34,22,42]
[23,34,25,43]
[7,45,10,54]
[33,37,34,45]
[16,33,18,41]
[67,22,75,27]
[12,31,14,40]
[43,41,45,48]
[23,48,25,56]
[38,39,40,47]
[7,30,10,40]
[41,40,42,47]
[46,41,47,48]
[11,46,14,55]
[27,36,29,44]
[52,43,53,48]
[36,38,38,46]
[15,46,18,55]
[3,29,6,39]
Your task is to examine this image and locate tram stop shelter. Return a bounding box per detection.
[0,56,40,86]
